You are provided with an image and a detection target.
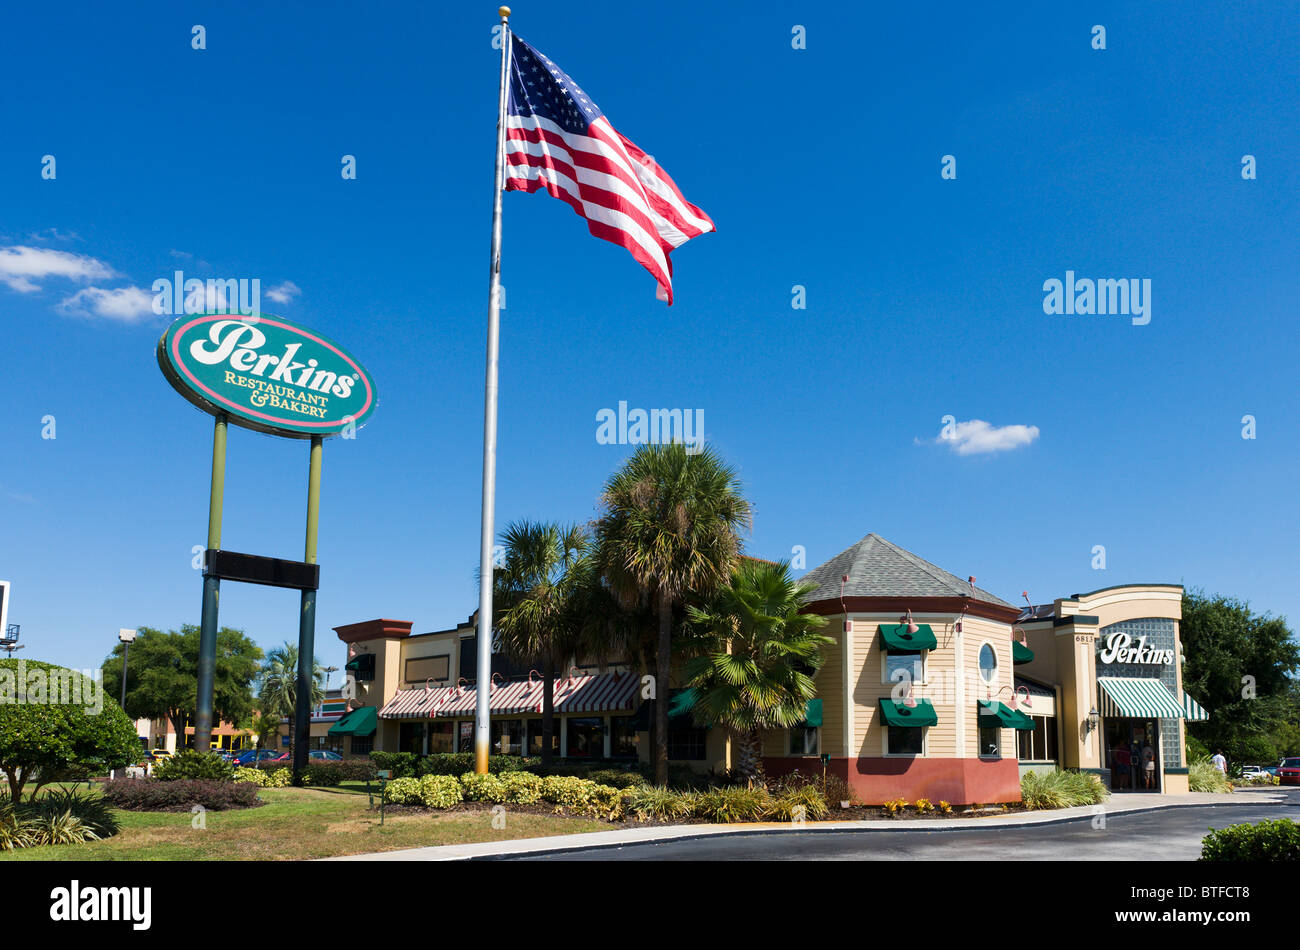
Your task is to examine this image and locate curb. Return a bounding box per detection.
[327,790,1293,861]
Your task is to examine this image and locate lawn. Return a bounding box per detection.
[0,782,611,861]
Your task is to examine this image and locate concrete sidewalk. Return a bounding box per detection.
[324,787,1289,861]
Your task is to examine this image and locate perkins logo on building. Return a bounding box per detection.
[157,314,377,439]
[1097,631,1175,666]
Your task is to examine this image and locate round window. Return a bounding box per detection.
[978,643,997,683]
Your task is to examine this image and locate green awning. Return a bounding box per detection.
[978,700,1033,730]
[877,698,938,728]
[1013,641,1034,664]
[328,705,377,737]
[804,698,823,728]
[877,623,938,652]
[1182,692,1210,722]
[1097,677,1185,719]
[344,653,374,672]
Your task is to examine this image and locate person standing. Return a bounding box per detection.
[1114,740,1132,790]
[1211,749,1227,773]
[1142,742,1156,789]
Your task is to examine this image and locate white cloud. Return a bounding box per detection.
[265,280,301,304]
[0,245,115,292]
[60,286,156,323]
[934,419,1040,456]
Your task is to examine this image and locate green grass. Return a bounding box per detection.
[0,783,611,861]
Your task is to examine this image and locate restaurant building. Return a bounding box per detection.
[328,533,1209,804]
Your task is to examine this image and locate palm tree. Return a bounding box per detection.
[258,643,324,760]
[681,560,833,785]
[595,442,751,785]
[252,709,282,756]
[493,521,592,767]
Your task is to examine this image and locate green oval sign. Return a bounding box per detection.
[157,313,377,438]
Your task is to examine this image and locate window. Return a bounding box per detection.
[668,728,707,761]
[566,717,605,757]
[458,721,474,753]
[789,726,819,756]
[978,726,1000,758]
[978,643,998,684]
[1016,716,1057,762]
[885,650,924,686]
[887,727,923,756]
[404,655,450,684]
[491,719,523,755]
[398,721,425,754]
[349,735,373,757]
[527,719,560,756]
[609,716,639,758]
[428,721,454,754]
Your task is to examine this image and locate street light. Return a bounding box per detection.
[118,628,137,709]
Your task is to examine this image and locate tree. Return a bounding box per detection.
[492,521,592,767]
[252,709,283,754]
[595,443,751,784]
[0,659,141,803]
[101,626,263,747]
[1180,590,1300,765]
[681,560,833,784]
[257,643,324,759]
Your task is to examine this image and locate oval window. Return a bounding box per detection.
[978,643,998,683]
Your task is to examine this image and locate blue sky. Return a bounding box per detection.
[2,2,1297,674]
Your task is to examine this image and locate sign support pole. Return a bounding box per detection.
[474,5,512,775]
[294,435,323,782]
[194,412,228,752]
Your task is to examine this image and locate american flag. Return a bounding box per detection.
[504,34,714,305]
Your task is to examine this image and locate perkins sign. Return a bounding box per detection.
[1097,631,1175,666]
[158,314,377,438]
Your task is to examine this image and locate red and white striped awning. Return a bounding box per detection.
[378,672,639,720]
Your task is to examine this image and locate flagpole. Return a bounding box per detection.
[475,5,512,775]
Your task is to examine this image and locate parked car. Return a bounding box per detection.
[150,749,172,759]
[1238,765,1271,781]
[232,749,283,767]
[308,750,343,761]
[265,751,293,763]
[1279,757,1300,786]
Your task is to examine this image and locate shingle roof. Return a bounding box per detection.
[798,533,1014,608]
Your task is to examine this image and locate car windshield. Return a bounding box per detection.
[1285,758,1300,768]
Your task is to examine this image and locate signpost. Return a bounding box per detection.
[157,312,377,781]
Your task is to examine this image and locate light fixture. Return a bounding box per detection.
[901,609,919,635]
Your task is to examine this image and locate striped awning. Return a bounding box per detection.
[1182,691,1210,721]
[378,672,639,720]
[1097,677,1185,719]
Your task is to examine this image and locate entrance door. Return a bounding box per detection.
[1104,719,1161,792]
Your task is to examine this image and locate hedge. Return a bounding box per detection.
[101,778,260,811]
[1201,819,1300,861]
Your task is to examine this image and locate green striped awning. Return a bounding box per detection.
[1182,692,1210,721]
[1097,677,1185,720]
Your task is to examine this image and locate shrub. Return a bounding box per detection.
[692,786,771,823]
[1201,819,1300,861]
[769,783,829,822]
[153,749,235,782]
[1020,769,1109,809]
[883,798,909,816]
[459,772,508,803]
[382,777,423,805]
[371,751,420,778]
[938,800,953,814]
[302,762,344,787]
[0,789,120,850]
[623,785,692,822]
[500,771,543,805]
[234,766,269,786]
[540,775,593,808]
[770,770,859,806]
[1188,759,1233,794]
[0,658,141,804]
[914,798,934,814]
[409,753,533,777]
[586,784,626,821]
[101,778,259,811]
[585,768,647,789]
[381,774,464,808]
